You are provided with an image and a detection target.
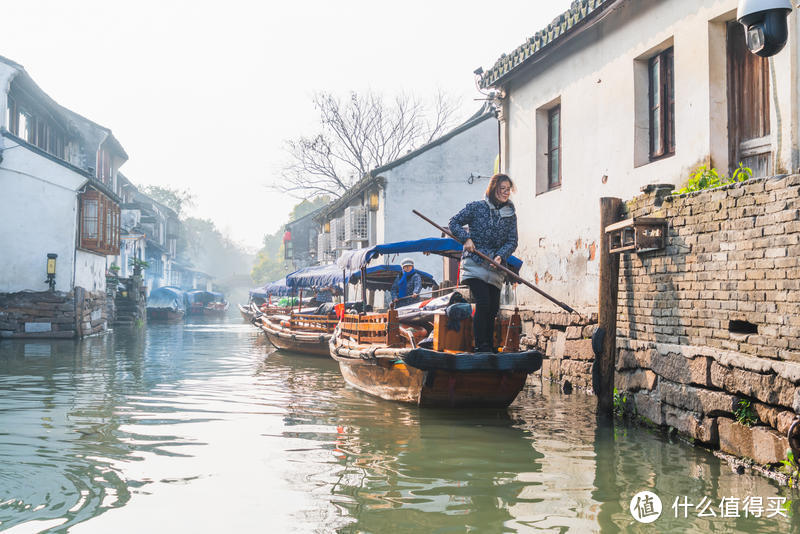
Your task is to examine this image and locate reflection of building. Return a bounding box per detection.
[312,106,497,283]
[0,55,127,338]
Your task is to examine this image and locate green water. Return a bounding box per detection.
[0,319,796,533]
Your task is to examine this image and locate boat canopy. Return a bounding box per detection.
[186,290,226,305]
[337,237,523,273]
[249,279,292,298]
[286,263,435,290]
[147,286,186,311]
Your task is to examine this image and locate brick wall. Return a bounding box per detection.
[616,174,800,465]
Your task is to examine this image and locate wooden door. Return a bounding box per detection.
[727,21,771,177]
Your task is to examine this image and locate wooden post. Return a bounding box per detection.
[360,266,367,308]
[596,197,622,418]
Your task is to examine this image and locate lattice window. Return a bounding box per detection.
[80,189,120,255]
[344,206,368,242]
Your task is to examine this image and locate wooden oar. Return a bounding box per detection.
[412,209,576,314]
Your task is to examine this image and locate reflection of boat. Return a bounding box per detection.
[330,238,542,408]
[146,286,186,322]
[185,290,229,317]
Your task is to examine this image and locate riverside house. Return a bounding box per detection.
[479,0,798,312]
[478,0,800,466]
[310,104,498,296]
[0,55,127,338]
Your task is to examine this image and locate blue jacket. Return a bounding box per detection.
[449,197,518,266]
[390,271,422,301]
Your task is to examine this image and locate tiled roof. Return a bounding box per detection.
[480,0,617,88]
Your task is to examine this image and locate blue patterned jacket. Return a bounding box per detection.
[448,197,518,266]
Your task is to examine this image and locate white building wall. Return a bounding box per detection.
[501,0,797,312]
[74,250,106,292]
[382,115,497,281]
[0,145,86,293]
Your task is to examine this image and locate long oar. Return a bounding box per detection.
[412,209,576,314]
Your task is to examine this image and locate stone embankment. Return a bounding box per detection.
[0,288,107,339]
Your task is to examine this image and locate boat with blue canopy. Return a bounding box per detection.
[329,237,542,408]
[258,263,435,356]
[186,290,229,317]
[146,286,186,322]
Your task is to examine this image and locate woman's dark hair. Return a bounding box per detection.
[485,173,515,199]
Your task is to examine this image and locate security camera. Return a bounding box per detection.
[737,0,792,57]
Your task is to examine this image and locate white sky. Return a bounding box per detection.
[1,0,572,250]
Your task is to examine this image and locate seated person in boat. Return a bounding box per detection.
[448,173,518,353]
[390,258,423,307]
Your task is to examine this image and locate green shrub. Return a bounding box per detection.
[674,163,752,195]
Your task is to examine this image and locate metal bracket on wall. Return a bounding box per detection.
[605,217,668,255]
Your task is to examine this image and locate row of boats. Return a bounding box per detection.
[147,288,229,321]
[241,237,543,409]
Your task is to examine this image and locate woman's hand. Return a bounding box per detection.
[490,255,502,269]
[463,238,476,253]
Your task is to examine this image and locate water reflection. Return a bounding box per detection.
[0,322,796,533]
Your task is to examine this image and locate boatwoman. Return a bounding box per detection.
[448,173,518,353]
[390,258,422,306]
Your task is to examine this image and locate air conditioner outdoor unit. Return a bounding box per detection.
[317,232,331,260]
[330,218,347,250]
[344,206,368,242]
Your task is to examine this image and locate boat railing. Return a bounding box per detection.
[289,313,338,333]
[339,309,403,347]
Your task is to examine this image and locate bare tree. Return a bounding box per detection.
[278,90,459,199]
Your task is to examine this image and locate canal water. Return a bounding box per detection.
[0,318,796,533]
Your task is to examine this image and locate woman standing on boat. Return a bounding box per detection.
[449,174,518,353]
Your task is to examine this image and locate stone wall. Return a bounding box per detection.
[616,174,800,465]
[517,310,598,389]
[0,288,108,339]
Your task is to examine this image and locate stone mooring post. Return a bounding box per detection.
[596,197,622,417]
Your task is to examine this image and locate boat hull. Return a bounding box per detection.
[146,308,184,322]
[258,318,331,357]
[330,346,542,408]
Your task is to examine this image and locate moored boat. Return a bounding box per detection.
[330,238,542,408]
[146,286,186,322]
[186,290,229,317]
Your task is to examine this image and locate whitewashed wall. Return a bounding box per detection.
[501,0,798,312]
[74,250,107,292]
[382,115,497,281]
[0,143,86,293]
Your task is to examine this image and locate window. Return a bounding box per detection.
[535,97,562,195]
[80,190,120,255]
[547,105,562,189]
[649,47,675,160]
[97,147,112,184]
[6,89,67,160]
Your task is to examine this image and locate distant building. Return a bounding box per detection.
[284,207,324,271]
[0,55,127,338]
[313,105,497,285]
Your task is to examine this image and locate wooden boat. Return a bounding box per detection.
[258,312,338,356]
[238,303,255,322]
[186,290,229,317]
[329,303,542,408]
[330,237,540,408]
[146,286,186,323]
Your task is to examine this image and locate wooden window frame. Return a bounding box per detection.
[80,190,120,255]
[649,47,675,160]
[547,105,562,190]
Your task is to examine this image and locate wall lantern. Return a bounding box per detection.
[324,222,330,233]
[46,253,57,291]
[368,192,379,211]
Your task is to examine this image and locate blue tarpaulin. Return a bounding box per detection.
[147,286,186,311]
[186,290,227,305]
[286,264,435,290]
[337,237,523,274]
[249,279,292,298]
